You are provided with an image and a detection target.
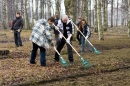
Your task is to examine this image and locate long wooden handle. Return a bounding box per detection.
[54,46,61,56]
[53,24,81,57]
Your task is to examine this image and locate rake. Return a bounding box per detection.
[53,24,92,68]
[71,21,102,55]
[53,46,68,67]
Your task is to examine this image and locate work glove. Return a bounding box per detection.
[85,36,89,39]
[54,25,59,31]
[11,30,13,33]
[46,47,50,50]
[66,37,70,44]
[18,29,21,32]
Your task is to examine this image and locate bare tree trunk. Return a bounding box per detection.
[116,0,118,26]
[21,0,23,16]
[23,0,30,29]
[32,0,34,20]
[111,0,113,27]
[55,0,60,16]
[97,0,104,40]
[88,0,91,26]
[2,0,7,29]
[40,0,44,18]
[94,0,98,32]
[83,0,88,21]
[103,0,108,31]
[128,0,130,37]
[15,0,19,12]
[35,0,38,20]
[78,0,82,16]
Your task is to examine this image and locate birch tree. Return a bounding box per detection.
[2,0,7,29]
[128,0,130,37]
[97,0,104,40]
[103,0,108,31]
[60,0,66,17]
[116,0,119,26]
[111,0,113,27]
[94,0,98,32]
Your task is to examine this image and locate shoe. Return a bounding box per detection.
[78,43,81,45]
[81,51,84,54]
[19,45,23,47]
[15,45,19,47]
[69,61,73,65]
[41,65,46,67]
[30,61,36,64]
[54,59,59,62]
[89,50,93,53]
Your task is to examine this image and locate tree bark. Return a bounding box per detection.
[111,0,113,27]
[2,0,7,29]
[35,0,38,20]
[128,0,130,37]
[116,0,118,26]
[97,0,104,40]
[94,0,98,32]
[103,0,108,31]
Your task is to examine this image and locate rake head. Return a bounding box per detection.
[93,48,102,55]
[80,57,92,69]
[59,55,68,67]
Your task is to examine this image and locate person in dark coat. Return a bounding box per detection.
[54,14,59,44]
[54,15,74,64]
[76,17,82,45]
[11,12,24,47]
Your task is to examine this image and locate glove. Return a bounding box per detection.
[11,30,13,33]
[54,25,59,31]
[85,36,89,39]
[18,29,21,32]
[51,41,54,46]
[46,47,50,50]
[66,37,70,44]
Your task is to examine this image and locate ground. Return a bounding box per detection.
[0,27,130,86]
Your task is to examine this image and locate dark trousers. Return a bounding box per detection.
[54,38,73,62]
[30,43,46,66]
[14,31,22,46]
[76,31,81,45]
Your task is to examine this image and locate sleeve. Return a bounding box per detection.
[57,20,61,28]
[11,20,15,30]
[20,19,24,29]
[69,22,73,34]
[86,26,91,37]
[45,29,53,43]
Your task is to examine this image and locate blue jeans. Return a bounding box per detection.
[14,31,22,46]
[81,36,93,52]
[30,43,46,66]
